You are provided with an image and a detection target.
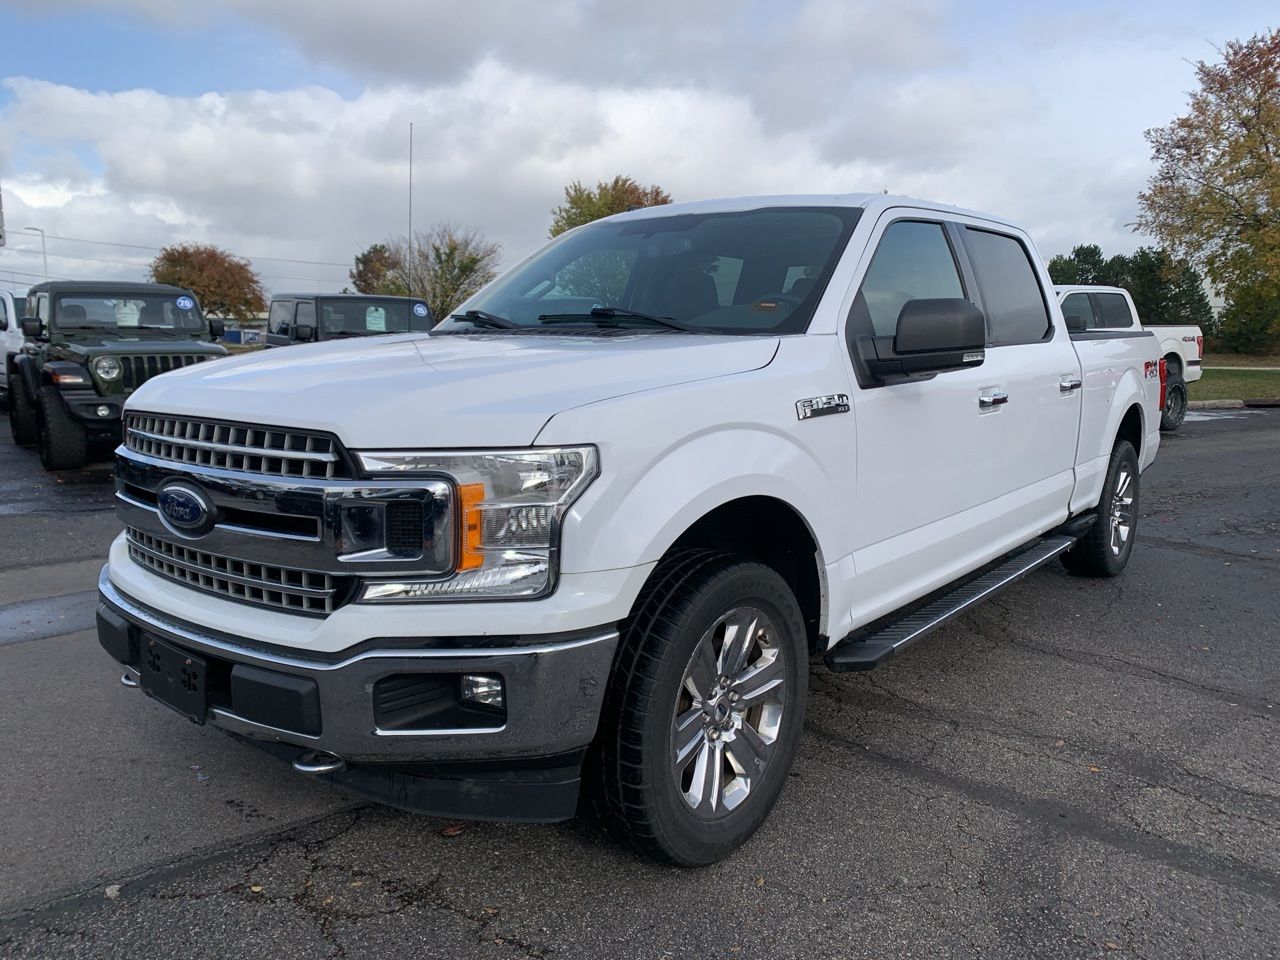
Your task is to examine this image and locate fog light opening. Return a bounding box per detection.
[96,405,112,418]
[460,673,505,710]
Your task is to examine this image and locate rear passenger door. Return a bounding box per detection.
[960,227,1080,530]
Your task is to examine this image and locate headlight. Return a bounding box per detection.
[94,356,122,380]
[354,446,598,601]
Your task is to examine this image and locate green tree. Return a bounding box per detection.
[348,243,406,295]
[1047,244,1214,327]
[149,243,266,322]
[1136,29,1280,351]
[549,175,672,238]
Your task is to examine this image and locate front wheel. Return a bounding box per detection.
[1062,440,1139,577]
[1160,375,1187,432]
[597,551,808,865]
[9,380,37,446]
[36,385,88,470]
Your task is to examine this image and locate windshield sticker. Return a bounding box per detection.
[413,302,428,318]
[176,296,195,310]
[367,306,387,332]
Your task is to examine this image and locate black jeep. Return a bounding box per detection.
[264,293,434,347]
[8,281,228,471]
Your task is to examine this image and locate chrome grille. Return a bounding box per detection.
[126,527,351,616]
[119,355,210,391]
[125,413,349,479]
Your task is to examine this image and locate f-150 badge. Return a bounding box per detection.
[796,394,850,420]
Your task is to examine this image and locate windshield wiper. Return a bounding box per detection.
[537,306,701,332]
[449,309,519,329]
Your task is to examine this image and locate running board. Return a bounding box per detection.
[824,535,1077,672]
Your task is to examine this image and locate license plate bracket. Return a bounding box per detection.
[139,634,208,723]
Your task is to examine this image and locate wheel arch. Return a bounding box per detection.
[1116,401,1143,459]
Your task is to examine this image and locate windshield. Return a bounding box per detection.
[317,298,433,336]
[53,293,206,334]
[442,206,862,335]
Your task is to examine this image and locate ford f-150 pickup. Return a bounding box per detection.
[96,194,1164,865]
[1056,284,1201,431]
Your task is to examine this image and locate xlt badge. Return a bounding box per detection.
[796,394,850,420]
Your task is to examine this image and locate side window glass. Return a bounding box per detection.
[37,295,50,321]
[1092,292,1134,328]
[964,228,1051,344]
[1060,293,1094,331]
[856,221,964,337]
[0,298,6,325]
[295,302,316,329]
[268,301,292,334]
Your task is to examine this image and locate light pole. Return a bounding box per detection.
[23,226,48,281]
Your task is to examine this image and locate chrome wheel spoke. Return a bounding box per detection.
[673,714,706,768]
[684,637,717,702]
[685,740,723,813]
[725,719,772,776]
[717,609,759,678]
[730,651,784,708]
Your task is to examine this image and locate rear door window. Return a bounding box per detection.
[855,220,965,337]
[963,228,1051,345]
[1092,292,1135,328]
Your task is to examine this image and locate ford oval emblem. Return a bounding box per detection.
[157,482,214,537]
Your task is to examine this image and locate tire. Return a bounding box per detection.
[1062,440,1139,578]
[1160,375,1187,432]
[35,385,88,470]
[596,549,808,865]
[8,379,37,446]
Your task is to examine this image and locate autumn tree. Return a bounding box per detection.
[149,243,266,322]
[386,225,501,321]
[1136,29,1280,351]
[348,242,407,295]
[549,175,672,237]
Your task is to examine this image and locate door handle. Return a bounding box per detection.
[1060,376,1082,392]
[978,391,1009,408]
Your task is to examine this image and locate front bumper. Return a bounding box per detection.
[59,389,124,428]
[97,568,619,820]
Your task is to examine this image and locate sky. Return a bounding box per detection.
[0,0,1275,298]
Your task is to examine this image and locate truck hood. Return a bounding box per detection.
[59,339,227,359]
[125,332,779,447]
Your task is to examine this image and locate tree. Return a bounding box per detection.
[549,175,672,238]
[385,225,501,321]
[1047,244,1213,327]
[348,243,407,295]
[149,243,266,322]
[1136,29,1280,350]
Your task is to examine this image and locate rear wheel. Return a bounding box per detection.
[597,550,808,865]
[8,379,37,446]
[1160,374,1187,431]
[36,385,88,470]
[1062,440,1139,577]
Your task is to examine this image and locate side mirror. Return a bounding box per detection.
[208,318,225,339]
[294,323,315,343]
[21,317,43,338]
[857,299,986,383]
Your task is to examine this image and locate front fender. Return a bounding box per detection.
[559,424,837,577]
[13,354,39,402]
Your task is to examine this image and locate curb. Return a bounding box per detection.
[1188,399,1245,409]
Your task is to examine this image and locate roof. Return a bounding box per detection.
[602,193,1018,229]
[26,280,195,296]
[270,293,426,302]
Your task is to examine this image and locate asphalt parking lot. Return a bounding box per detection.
[1,410,1277,960]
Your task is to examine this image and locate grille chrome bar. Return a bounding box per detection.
[126,527,350,616]
[120,354,208,391]
[124,412,350,479]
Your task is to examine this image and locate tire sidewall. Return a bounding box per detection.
[636,564,808,865]
[1161,378,1187,431]
[1099,440,1140,574]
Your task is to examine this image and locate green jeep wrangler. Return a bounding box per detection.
[8,281,228,471]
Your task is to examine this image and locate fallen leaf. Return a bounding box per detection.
[1105,942,1120,950]
[755,876,765,888]
[439,822,468,837]
[483,907,499,915]
[1087,765,1101,773]
[104,884,121,900]
[1054,739,1065,748]
[250,884,264,894]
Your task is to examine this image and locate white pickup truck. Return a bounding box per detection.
[1055,284,1202,430]
[1,290,25,404]
[96,194,1164,865]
